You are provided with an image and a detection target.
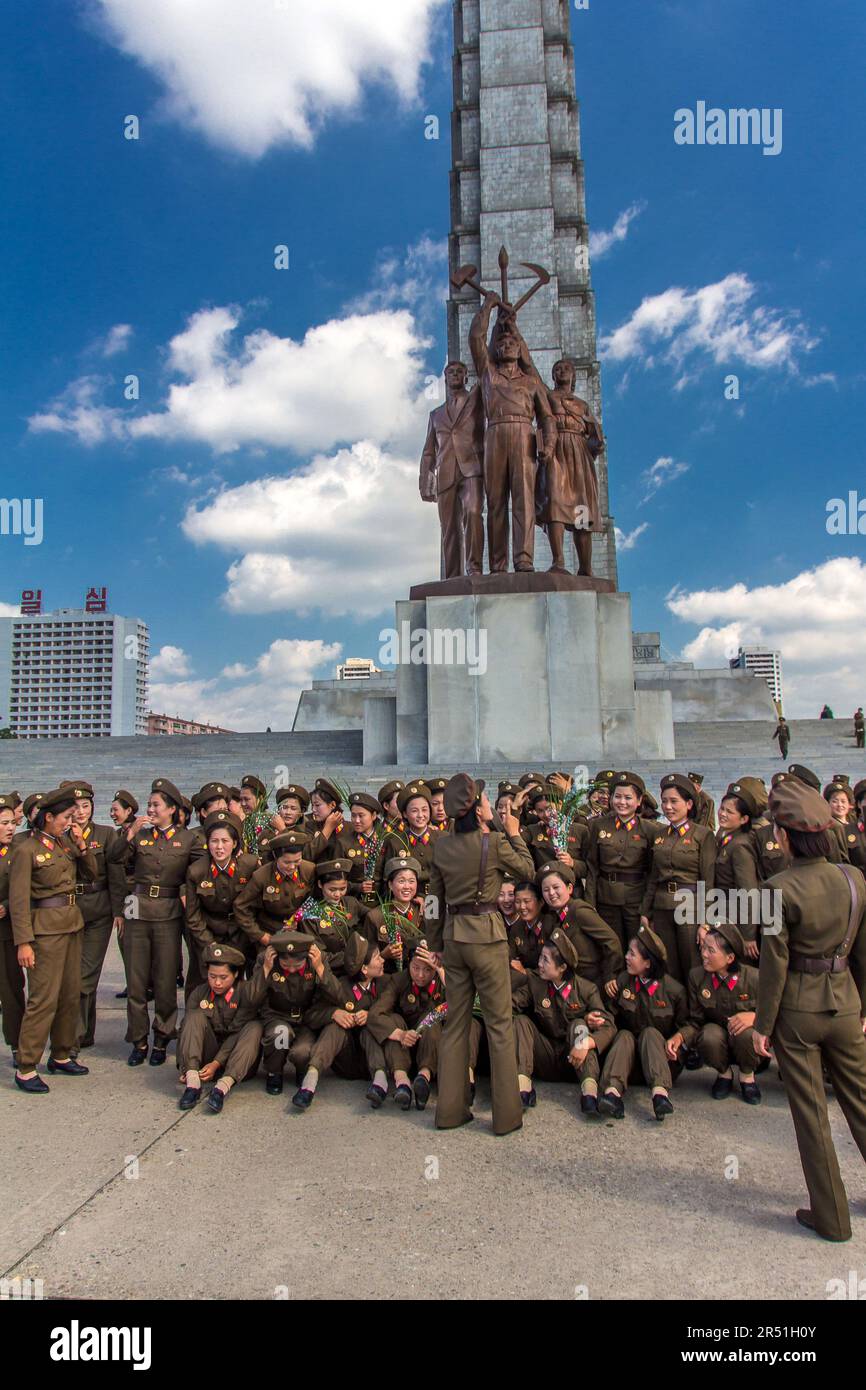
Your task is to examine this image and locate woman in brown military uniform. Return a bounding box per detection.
[0,793,23,1065]
[668,919,761,1103]
[383,782,442,899]
[119,778,205,1068]
[585,771,656,951]
[640,773,715,982]
[176,942,264,1113]
[536,862,623,990]
[65,781,127,1054]
[184,811,259,991]
[244,930,342,1096]
[364,855,425,972]
[367,941,448,1110]
[292,931,390,1110]
[233,830,317,951]
[599,924,688,1122]
[10,787,97,1092]
[714,782,761,960]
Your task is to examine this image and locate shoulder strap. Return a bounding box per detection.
[837,865,860,957]
[475,833,490,905]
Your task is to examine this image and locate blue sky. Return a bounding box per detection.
[2,0,864,725]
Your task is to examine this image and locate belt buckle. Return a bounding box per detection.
[75,883,85,895]
[148,885,160,899]
[67,893,75,906]
[669,880,678,894]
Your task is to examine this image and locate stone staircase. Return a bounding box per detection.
[0,719,862,818]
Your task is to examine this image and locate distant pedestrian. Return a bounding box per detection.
[774,717,790,760]
[820,704,835,720]
[854,708,865,749]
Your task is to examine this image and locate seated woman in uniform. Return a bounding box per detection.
[177,943,264,1113]
[667,919,761,1104]
[302,858,368,969]
[367,942,447,1111]
[291,931,389,1111]
[512,927,616,1116]
[714,783,761,960]
[537,862,623,992]
[364,855,425,973]
[244,930,342,1097]
[599,924,688,1122]
[509,880,547,972]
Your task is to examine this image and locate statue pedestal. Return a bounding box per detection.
[394,586,672,766]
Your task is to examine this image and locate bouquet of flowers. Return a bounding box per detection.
[546,775,589,853]
[377,895,405,954]
[361,824,385,880]
[416,1002,448,1032]
[242,780,275,854]
[295,896,352,941]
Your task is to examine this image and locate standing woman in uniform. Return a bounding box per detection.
[109,790,138,1001]
[714,782,761,960]
[118,778,204,1068]
[640,773,715,983]
[10,787,97,1092]
[584,771,655,953]
[754,779,866,1242]
[0,793,24,1066]
[427,775,534,1136]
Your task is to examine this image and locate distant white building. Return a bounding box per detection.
[730,646,783,708]
[0,590,149,738]
[336,657,381,682]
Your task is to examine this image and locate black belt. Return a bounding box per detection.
[661,881,698,894]
[790,953,849,975]
[134,883,180,899]
[448,901,501,915]
[601,869,645,883]
[32,893,75,909]
[76,880,107,895]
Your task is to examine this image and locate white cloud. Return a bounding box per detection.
[0,602,20,617]
[599,273,818,376]
[642,456,689,501]
[101,323,133,357]
[346,235,448,335]
[183,440,440,618]
[150,644,193,678]
[614,522,649,551]
[590,201,646,260]
[27,376,126,447]
[150,637,342,731]
[667,557,866,716]
[93,0,446,157]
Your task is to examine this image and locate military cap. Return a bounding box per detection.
[37,786,78,816]
[268,830,310,856]
[705,918,746,961]
[422,777,449,794]
[275,784,310,810]
[194,782,228,811]
[270,929,316,956]
[227,786,242,802]
[315,856,351,880]
[6,791,21,808]
[0,793,18,812]
[397,781,431,813]
[787,764,820,791]
[151,778,183,807]
[22,791,44,820]
[343,930,376,978]
[349,791,380,815]
[241,774,266,798]
[497,781,519,799]
[642,790,659,814]
[384,855,422,880]
[547,925,578,971]
[833,773,851,786]
[770,771,788,788]
[768,779,832,833]
[313,778,344,806]
[518,771,546,789]
[113,789,139,813]
[853,779,866,803]
[535,860,575,887]
[378,780,405,804]
[613,770,646,795]
[725,782,758,819]
[687,772,705,786]
[735,776,768,815]
[659,773,699,806]
[201,810,243,843]
[59,780,94,801]
[594,770,616,786]
[180,796,194,817]
[527,782,554,806]
[824,781,854,804]
[202,943,246,968]
[443,773,483,819]
[501,869,517,884]
[635,921,667,964]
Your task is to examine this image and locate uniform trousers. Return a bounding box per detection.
[436,937,522,1134]
[652,905,700,984]
[77,916,114,1048]
[0,933,26,1049]
[597,899,643,953]
[600,1026,681,1094]
[17,929,82,1069]
[124,916,182,1045]
[697,1021,759,1074]
[262,1019,317,1079]
[309,1023,385,1079]
[513,1015,601,1084]
[384,1022,443,1077]
[177,1011,262,1083]
[773,1008,866,1241]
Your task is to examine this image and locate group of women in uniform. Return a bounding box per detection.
[3,760,866,1238]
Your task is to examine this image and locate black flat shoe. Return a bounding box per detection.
[176,973,185,988]
[581,1094,600,1117]
[756,1055,771,1074]
[711,1075,733,1100]
[206,1087,224,1114]
[47,1058,89,1076]
[652,1094,674,1121]
[115,987,128,999]
[178,1087,201,1111]
[127,1046,148,1067]
[366,1082,387,1109]
[521,1087,537,1109]
[15,1073,49,1093]
[598,1092,625,1119]
[413,1074,431,1110]
[469,1081,476,1103]
[149,1046,168,1067]
[292,1087,315,1110]
[266,1074,284,1096]
[683,1046,703,1071]
[394,1084,412,1111]
[740,1080,762,1105]
[796,1208,850,1242]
